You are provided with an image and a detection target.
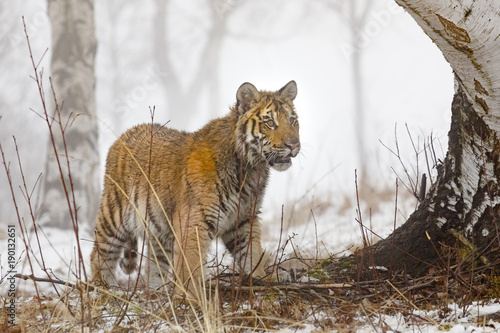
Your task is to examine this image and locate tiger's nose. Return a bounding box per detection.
[284,138,300,155]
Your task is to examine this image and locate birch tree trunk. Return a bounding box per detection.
[40,0,99,230]
[359,0,500,275]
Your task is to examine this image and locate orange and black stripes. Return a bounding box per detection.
[90,81,300,293]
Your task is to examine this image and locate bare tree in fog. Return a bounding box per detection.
[154,0,233,128]
[104,0,128,131]
[102,0,156,132]
[324,0,372,183]
[0,3,24,224]
[346,0,372,183]
[0,2,49,225]
[40,0,99,230]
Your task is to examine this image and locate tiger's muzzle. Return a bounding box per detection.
[268,137,300,171]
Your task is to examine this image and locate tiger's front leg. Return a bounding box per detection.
[221,216,268,282]
[171,207,212,301]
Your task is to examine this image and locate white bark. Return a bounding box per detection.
[397,0,500,229]
[41,0,99,229]
[397,0,500,127]
[362,0,500,274]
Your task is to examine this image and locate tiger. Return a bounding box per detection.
[90,81,300,298]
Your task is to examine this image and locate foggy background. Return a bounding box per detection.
[0,0,453,251]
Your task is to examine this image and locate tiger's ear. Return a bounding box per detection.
[278,80,297,102]
[236,82,260,114]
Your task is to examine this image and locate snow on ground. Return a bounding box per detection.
[261,187,420,263]
[0,227,93,297]
[282,306,500,333]
[1,224,500,332]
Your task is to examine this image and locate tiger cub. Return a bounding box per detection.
[90,81,300,296]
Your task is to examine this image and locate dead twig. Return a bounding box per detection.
[14,273,95,292]
[218,282,354,292]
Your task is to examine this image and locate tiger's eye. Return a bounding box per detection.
[266,120,275,128]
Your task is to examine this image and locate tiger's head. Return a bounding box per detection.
[235,81,300,171]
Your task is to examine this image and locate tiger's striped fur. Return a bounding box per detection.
[90,81,300,295]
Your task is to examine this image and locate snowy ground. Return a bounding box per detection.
[1,221,500,332]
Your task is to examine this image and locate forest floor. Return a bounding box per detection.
[1,224,500,332]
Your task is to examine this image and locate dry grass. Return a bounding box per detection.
[2,246,500,332]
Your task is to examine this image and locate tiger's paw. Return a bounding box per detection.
[266,267,291,283]
[253,267,290,285]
